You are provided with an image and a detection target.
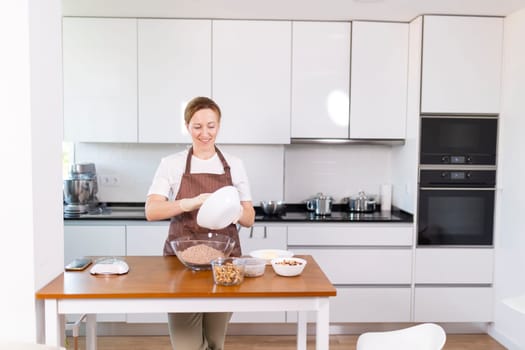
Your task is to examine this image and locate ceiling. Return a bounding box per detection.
[63,0,525,21]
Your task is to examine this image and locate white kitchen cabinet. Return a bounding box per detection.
[291,21,351,139]
[64,223,127,322]
[349,21,409,139]
[287,223,413,323]
[212,20,291,144]
[138,19,212,143]
[292,248,412,285]
[420,15,503,114]
[414,286,493,322]
[63,17,138,142]
[232,224,287,323]
[288,286,412,323]
[126,223,169,323]
[415,248,494,284]
[287,224,413,246]
[126,223,169,256]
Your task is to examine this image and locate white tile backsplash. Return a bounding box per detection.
[74,142,393,205]
[284,144,393,203]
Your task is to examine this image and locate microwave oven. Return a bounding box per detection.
[420,116,498,166]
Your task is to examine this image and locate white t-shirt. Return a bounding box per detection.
[147,149,253,202]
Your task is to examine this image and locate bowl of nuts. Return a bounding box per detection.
[271,257,307,277]
[211,257,246,286]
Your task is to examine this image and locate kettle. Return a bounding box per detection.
[306,193,333,216]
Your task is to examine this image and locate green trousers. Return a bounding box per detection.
[168,312,232,350]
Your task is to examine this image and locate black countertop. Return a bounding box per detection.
[64,203,413,223]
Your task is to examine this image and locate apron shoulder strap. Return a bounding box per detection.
[184,147,193,175]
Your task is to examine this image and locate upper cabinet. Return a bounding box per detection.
[291,21,351,139]
[63,18,138,142]
[212,20,292,144]
[138,19,212,143]
[349,21,409,139]
[420,15,503,115]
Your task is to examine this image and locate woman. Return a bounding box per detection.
[145,96,255,350]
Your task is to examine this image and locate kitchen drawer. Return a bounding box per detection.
[292,248,412,284]
[231,311,286,323]
[287,286,411,323]
[287,224,413,247]
[414,286,493,322]
[415,248,494,284]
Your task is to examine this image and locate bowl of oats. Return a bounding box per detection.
[170,233,235,271]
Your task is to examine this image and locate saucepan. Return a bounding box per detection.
[260,201,286,216]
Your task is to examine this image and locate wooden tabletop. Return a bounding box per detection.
[36,255,336,299]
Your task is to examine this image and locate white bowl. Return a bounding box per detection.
[197,186,241,230]
[271,257,307,277]
[249,249,294,264]
[243,257,266,277]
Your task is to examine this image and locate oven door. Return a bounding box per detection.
[417,187,495,246]
[420,117,498,165]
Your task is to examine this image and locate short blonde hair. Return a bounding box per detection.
[184,96,221,125]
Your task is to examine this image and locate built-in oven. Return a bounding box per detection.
[417,169,496,246]
[420,116,498,165]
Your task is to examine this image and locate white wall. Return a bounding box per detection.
[490,7,525,350]
[0,0,63,344]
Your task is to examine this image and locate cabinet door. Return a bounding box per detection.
[291,21,351,139]
[293,248,412,285]
[232,225,287,323]
[126,224,169,256]
[288,286,411,323]
[421,16,503,114]
[126,224,169,323]
[63,18,137,142]
[64,225,126,263]
[415,248,494,284]
[138,19,212,143]
[349,21,409,139]
[212,20,291,144]
[64,224,126,322]
[414,286,493,322]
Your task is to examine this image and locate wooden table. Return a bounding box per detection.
[36,255,336,350]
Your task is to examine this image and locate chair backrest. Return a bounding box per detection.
[356,323,446,350]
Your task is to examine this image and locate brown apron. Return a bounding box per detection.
[163,146,241,257]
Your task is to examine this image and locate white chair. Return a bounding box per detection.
[356,323,446,350]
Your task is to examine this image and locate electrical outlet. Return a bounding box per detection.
[99,175,120,187]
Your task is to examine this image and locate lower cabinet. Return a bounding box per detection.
[287,286,412,323]
[413,248,494,322]
[126,223,169,323]
[64,224,127,322]
[414,286,493,322]
[232,224,287,323]
[287,223,413,323]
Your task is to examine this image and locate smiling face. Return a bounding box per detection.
[187,108,220,149]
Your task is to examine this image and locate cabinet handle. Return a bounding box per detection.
[263,226,267,239]
[249,226,254,238]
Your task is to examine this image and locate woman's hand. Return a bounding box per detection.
[179,193,211,212]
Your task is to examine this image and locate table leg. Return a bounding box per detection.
[86,314,97,350]
[297,311,307,350]
[44,299,60,346]
[315,298,330,350]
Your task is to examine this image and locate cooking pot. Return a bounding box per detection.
[344,191,377,212]
[306,193,333,216]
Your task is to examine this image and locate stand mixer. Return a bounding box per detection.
[63,163,99,216]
